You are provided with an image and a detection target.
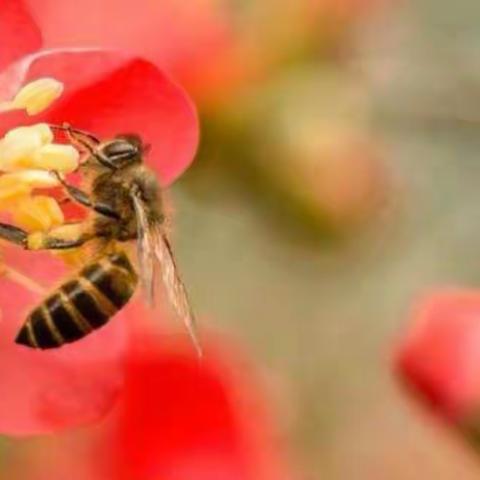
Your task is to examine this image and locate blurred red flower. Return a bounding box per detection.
[103,331,293,480]
[20,0,252,108]
[8,331,294,480]
[395,289,480,439]
[0,34,198,435]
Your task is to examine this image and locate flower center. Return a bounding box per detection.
[0,78,84,293]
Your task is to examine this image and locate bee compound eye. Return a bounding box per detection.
[103,140,138,161]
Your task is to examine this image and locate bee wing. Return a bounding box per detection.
[151,224,202,357]
[131,192,155,305]
[131,191,202,356]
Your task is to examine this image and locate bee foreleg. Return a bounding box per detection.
[28,233,92,250]
[0,223,28,246]
[52,171,121,220]
[0,222,92,250]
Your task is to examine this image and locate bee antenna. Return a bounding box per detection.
[48,123,117,169]
[48,123,100,152]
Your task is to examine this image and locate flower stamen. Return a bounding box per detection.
[0,123,80,234]
[13,195,65,232]
[0,78,64,116]
[0,75,88,287]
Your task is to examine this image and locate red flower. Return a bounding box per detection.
[22,0,249,107]
[0,43,198,435]
[0,0,41,70]
[395,289,480,439]
[0,49,198,184]
[6,332,295,480]
[104,332,293,480]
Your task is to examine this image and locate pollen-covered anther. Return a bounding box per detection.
[0,123,80,173]
[32,144,80,173]
[0,77,64,116]
[5,124,54,145]
[13,195,65,233]
[0,182,30,209]
[26,231,46,250]
[0,170,61,189]
[0,170,61,210]
[0,129,43,171]
[0,123,54,171]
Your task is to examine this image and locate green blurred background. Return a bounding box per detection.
[170,0,480,477]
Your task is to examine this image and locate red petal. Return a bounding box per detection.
[0,0,41,70]
[4,332,296,480]
[25,0,245,105]
[395,289,480,423]
[0,244,129,436]
[101,331,294,480]
[0,49,198,185]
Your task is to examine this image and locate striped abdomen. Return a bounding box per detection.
[15,251,138,349]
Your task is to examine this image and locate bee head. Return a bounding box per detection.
[96,134,144,169]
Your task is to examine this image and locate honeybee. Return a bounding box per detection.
[0,124,200,354]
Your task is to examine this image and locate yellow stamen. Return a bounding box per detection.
[0,170,60,190]
[32,144,79,173]
[0,76,90,293]
[26,231,46,250]
[1,78,64,116]
[0,183,30,209]
[0,122,79,173]
[13,196,64,233]
[0,168,61,211]
[0,129,43,171]
[5,124,53,145]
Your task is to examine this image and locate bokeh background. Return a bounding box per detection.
[173,0,480,478]
[6,0,480,478]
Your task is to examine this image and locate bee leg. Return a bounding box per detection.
[0,223,28,246]
[51,171,121,220]
[0,222,92,250]
[29,233,93,250]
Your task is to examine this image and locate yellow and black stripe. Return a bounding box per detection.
[15,251,138,349]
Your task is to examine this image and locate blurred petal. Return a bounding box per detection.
[101,331,293,480]
[4,332,295,480]
[25,0,243,105]
[0,0,41,71]
[0,244,128,435]
[395,289,480,432]
[0,49,198,185]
